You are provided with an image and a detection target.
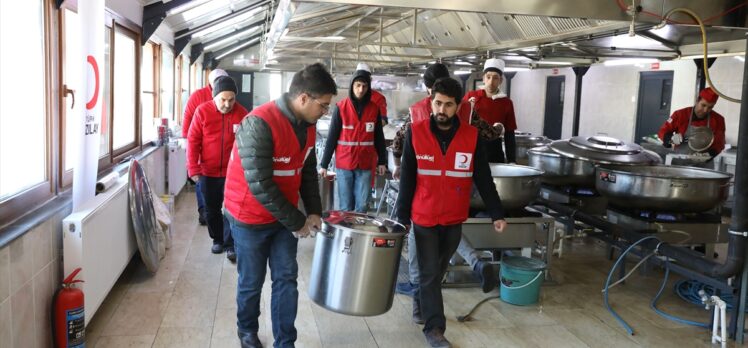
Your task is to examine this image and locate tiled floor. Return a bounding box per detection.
[86,191,736,347]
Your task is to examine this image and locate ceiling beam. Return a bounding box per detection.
[275,47,434,59]
[174,0,269,40]
[141,0,195,45]
[295,0,745,27]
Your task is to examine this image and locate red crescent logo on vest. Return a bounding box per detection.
[86,55,100,110]
[459,154,469,164]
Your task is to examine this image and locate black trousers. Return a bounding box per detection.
[414,223,462,333]
[484,138,506,163]
[199,176,233,248]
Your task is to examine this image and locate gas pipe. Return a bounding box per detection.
[53,267,85,348]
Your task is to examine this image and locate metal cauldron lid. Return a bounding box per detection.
[128,159,160,273]
[322,211,406,234]
[549,136,659,165]
[568,135,640,154]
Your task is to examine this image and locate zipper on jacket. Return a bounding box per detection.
[220,113,226,174]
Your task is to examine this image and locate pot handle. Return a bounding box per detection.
[721,181,735,187]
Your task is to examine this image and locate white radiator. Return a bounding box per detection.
[62,176,137,325]
[167,139,187,196]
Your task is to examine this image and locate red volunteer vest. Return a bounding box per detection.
[335,98,378,170]
[411,119,478,227]
[410,96,471,124]
[223,102,315,225]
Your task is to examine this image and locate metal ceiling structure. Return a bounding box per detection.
[141,0,748,73]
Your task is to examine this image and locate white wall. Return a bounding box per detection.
[509,56,745,145]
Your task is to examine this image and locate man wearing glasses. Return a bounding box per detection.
[223,63,337,348]
[319,63,387,213]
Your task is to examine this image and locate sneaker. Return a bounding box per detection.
[423,329,451,348]
[211,243,224,254]
[238,331,263,348]
[475,261,498,293]
[412,299,425,325]
[226,247,236,263]
[396,282,419,297]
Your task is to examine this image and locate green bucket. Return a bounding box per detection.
[499,256,546,306]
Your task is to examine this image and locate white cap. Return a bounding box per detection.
[356,63,371,73]
[208,69,229,87]
[483,58,505,73]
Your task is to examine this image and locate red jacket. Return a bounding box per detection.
[371,90,388,119]
[223,102,315,225]
[410,96,471,124]
[657,106,726,154]
[187,101,248,177]
[459,90,517,131]
[410,119,478,227]
[182,85,212,138]
[335,98,379,170]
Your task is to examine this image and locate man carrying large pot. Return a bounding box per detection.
[223,63,337,348]
[460,58,518,163]
[395,77,507,348]
[392,63,504,302]
[658,87,726,162]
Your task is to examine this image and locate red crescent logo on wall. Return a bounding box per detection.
[86,55,100,110]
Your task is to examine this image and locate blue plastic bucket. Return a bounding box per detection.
[499,256,546,306]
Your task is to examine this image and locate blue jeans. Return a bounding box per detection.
[335,168,372,213]
[229,216,299,348]
[195,179,205,213]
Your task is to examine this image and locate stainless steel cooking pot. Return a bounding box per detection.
[527,145,596,187]
[308,211,407,316]
[528,135,660,187]
[515,134,551,165]
[471,164,544,210]
[595,165,732,212]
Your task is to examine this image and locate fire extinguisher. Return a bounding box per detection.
[53,268,85,348]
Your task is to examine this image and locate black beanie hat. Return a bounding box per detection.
[212,76,237,97]
[423,63,450,89]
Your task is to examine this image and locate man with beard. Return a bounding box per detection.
[658,87,726,161]
[395,77,506,348]
[187,76,247,261]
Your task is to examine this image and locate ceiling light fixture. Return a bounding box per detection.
[603,58,659,66]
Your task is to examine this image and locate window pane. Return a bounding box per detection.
[0,0,46,199]
[160,49,174,120]
[180,55,190,121]
[112,29,136,149]
[100,26,111,157]
[64,9,81,171]
[141,43,156,143]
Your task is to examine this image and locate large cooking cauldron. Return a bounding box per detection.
[596,165,732,212]
[527,135,660,187]
[515,134,551,165]
[308,211,407,316]
[471,164,544,210]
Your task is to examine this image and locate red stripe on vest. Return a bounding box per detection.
[410,119,478,227]
[223,101,315,225]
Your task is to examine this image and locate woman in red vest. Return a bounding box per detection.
[395,77,507,348]
[223,63,337,348]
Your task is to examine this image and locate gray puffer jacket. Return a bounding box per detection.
[234,94,322,231]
